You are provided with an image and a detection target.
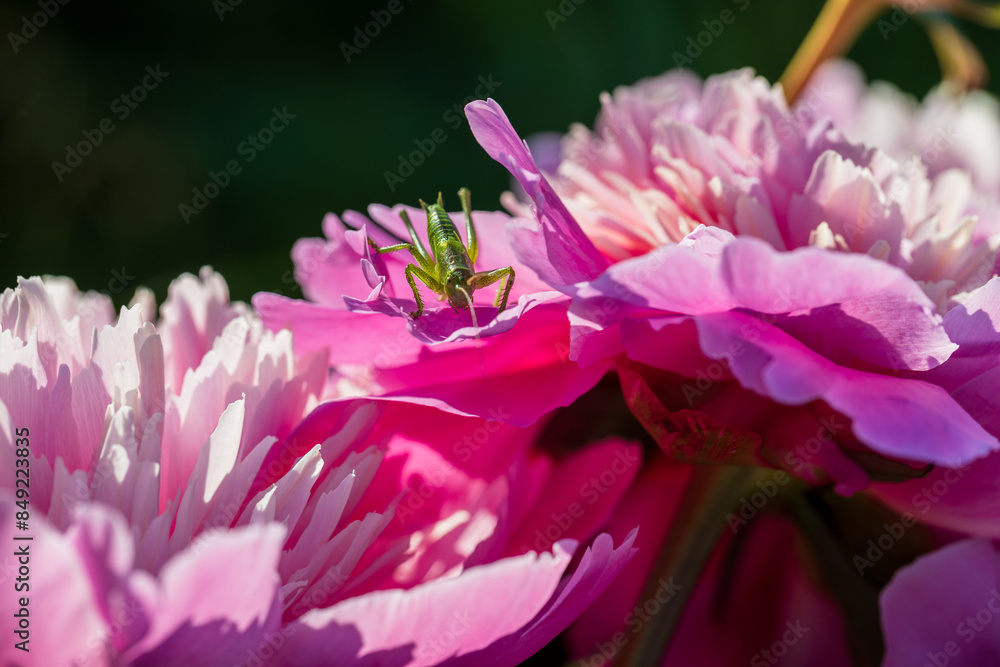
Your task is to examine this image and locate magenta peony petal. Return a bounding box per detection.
[254,291,423,366]
[574,232,956,372]
[932,277,1000,390]
[466,98,610,285]
[882,539,1000,667]
[353,300,611,427]
[692,311,998,467]
[293,214,390,307]
[504,439,642,557]
[872,455,1000,538]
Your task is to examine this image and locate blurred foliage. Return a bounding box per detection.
[1,0,998,308]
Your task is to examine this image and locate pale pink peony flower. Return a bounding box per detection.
[465,66,1000,493]
[0,270,639,666]
[804,59,1000,199]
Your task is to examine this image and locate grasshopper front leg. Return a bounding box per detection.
[404,263,444,318]
[368,238,443,318]
[468,266,515,312]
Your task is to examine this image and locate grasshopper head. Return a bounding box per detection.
[444,271,475,310]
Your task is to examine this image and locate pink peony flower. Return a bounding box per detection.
[253,202,613,427]
[0,270,639,666]
[465,65,1000,493]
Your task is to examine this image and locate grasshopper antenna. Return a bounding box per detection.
[455,285,497,416]
[341,213,407,245]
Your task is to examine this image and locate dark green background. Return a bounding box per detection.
[1,0,998,307]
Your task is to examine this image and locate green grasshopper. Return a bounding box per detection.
[368,188,515,319]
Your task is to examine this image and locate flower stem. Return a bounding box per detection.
[925,17,987,91]
[783,491,884,667]
[780,0,887,104]
[616,465,778,667]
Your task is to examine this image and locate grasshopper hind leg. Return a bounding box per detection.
[468,266,515,313]
[458,187,477,264]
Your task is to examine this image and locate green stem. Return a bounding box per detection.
[779,0,886,104]
[615,465,779,667]
[783,491,883,667]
